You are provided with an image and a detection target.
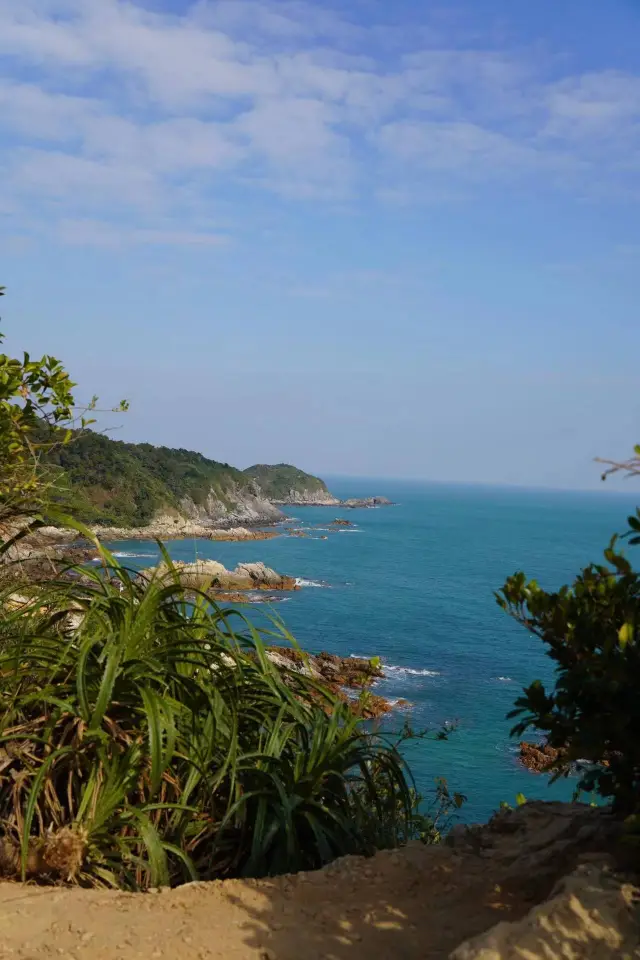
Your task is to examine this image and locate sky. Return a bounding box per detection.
[1,0,639,490]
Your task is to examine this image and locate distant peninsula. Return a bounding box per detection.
[243,464,339,505]
[45,432,392,531]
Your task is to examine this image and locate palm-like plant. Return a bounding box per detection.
[0,545,414,888]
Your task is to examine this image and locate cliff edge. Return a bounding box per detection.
[0,802,634,960]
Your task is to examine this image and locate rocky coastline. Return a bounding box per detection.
[263,647,401,719]
[271,489,341,506]
[92,520,280,542]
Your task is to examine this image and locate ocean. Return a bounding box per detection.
[105,479,640,824]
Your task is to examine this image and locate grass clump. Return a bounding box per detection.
[0,546,417,889]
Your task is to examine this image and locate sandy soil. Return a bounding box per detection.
[0,801,627,960]
[0,843,546,960]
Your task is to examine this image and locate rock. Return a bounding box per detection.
[206,528,279,542]
[519,741,563,773]
[450,861,640,959]
[330,518,354,527]
[451,801,624,897]
[140,560,298,592]
[233,562,291,588]
[91,520,281,542]
[271,489,341,506]
[340,497,394,509]
[263,648,392,719]
[265,650,323,680]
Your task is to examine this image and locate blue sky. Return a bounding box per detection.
[1,0,639,490]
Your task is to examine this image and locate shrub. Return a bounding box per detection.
[497,533,640,813]
[0,547,417,888]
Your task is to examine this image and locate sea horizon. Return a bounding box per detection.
[320,472,640,501]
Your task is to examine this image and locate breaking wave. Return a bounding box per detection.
[386,665,441,677]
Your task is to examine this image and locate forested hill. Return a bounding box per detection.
[46,431,332,527]
[242,464,337,504]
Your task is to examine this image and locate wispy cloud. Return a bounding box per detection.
[57,218,228,247]
[1,0,640,247]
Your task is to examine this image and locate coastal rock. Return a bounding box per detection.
[179,483,283,526]
[519,741,563,773]
[330,518,354,527]
[91,518,281,542]
[265,648,390,719]
[272,489,341,506]
[341,496,394,509]
[141,560,298,592]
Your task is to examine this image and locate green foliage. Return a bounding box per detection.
[497,533,640,813]
[46,432,258,527]
[0,286,127,524]
[0,287,75,511]
[410,777,466,844]
[0,548,420,888]
[243,463,330,500]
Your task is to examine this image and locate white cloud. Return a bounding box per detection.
[57,218,228,247]
[1,0,640,244]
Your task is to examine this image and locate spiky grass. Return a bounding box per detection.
[0,543,414,889]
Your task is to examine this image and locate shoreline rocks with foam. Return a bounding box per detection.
[139,559,299,593]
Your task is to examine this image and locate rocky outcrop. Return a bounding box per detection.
[519,740,563,773]
[178,484,283,526]
[446,801,624,896]
[264,647,393,720]
[450,861,638,959]
[92,518,280,542]
[140,559,298,592]
[341,496,394,509]
[272,489,341,506]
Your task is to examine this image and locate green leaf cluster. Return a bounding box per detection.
[497,532,640,813]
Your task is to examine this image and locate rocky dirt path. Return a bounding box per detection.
[0,802,631,960]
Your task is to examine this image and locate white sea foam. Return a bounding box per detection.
[295,578,327,588]
[495,676,514,682]
[112,551,157,559]
[386,665,441,677]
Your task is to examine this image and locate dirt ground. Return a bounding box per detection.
[0,844,555,960]
[0,802,626,960]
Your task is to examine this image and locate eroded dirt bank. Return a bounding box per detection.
[0,801,636,960]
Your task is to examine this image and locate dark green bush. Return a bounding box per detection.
[498,529,640,813]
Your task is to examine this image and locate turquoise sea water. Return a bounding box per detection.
[105,480,639,824]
